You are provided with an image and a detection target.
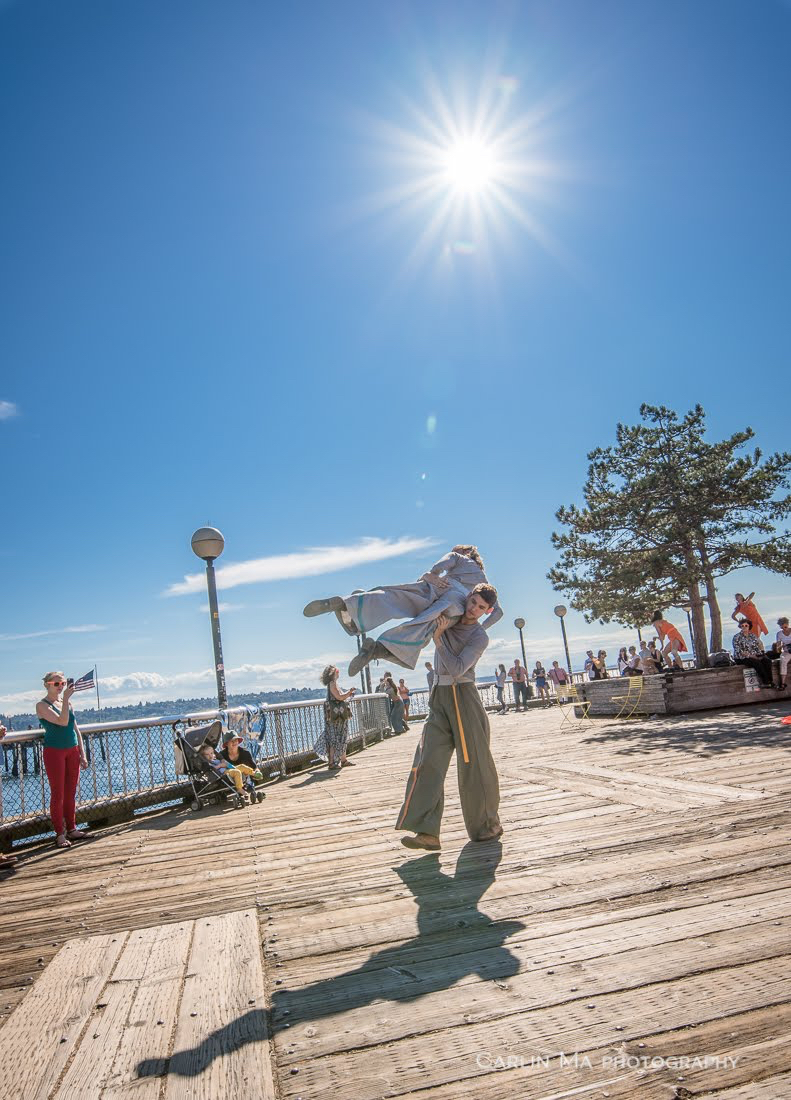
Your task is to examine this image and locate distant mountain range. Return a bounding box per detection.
[1,687,326,731]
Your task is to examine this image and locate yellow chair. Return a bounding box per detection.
[557,683,592,731]
[608,674,645,720]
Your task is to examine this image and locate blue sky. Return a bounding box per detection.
[2,0,791,715]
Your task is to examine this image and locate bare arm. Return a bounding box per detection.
[73,720,89,767]
[35,684,76,726]
[330,681,356,701]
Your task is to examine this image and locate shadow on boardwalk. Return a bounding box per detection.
[584,702,791,758]
[136,841,523,1079]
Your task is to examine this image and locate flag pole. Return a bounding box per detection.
[94,665,101,719]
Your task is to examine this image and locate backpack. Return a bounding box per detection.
[709,650,733,668]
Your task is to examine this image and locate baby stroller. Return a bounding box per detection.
[175,720,260,811]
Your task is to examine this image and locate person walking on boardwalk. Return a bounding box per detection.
[548,660,570,700]
[396,583,503,852]
[731,592,768,638]
[651,611,688,671]
[494,664,507,714]
[532,661,550,704]
[313,665,357,770]
[35,672,89,848]
[398,678,411,722]
[507,658,529,711]
[303,545,502,676]
[383,672,408,731]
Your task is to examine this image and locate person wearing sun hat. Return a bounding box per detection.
[220,729,265,795]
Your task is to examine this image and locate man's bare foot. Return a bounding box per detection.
[401,833,441,851]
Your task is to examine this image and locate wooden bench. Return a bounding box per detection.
[583,665,791,717]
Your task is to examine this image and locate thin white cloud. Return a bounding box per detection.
[0,653,347,714]
[0,400,18,421]
[198,602,246,614]
[0,623,107,643]
[164,535,440,596]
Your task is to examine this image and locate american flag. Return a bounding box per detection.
[73,669,95,693]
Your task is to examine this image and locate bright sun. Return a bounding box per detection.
[360,71,571,276]
[441,137,498,194]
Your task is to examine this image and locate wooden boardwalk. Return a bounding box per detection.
[1,702,791,1098]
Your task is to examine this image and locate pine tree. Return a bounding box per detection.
[548,405,791,665]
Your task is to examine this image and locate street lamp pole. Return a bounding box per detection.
[679,603,695,661]
[554,605,573,677]
[191,527,228,710]
[514,617,527,669]
[514,617,531,698]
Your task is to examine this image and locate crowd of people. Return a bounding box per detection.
[730,599,791,688]
[5,583,791,868]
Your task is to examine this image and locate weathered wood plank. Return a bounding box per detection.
[164,909,275,1100]
[278,956,791,1098]
[100,920,193,1100]
[0,933,126,1100]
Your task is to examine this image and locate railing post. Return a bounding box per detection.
[273,711,287,777]
[358,699,367,749]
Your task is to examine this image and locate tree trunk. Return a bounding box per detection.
[682,546,709,667]
[698,543,723,652]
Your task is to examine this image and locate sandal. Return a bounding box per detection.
[340,759,356,767]
[55,834,72,849]
[0,853,18,867]
[66,829,89,841]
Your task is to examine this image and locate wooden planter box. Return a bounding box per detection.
[582,665,791,717]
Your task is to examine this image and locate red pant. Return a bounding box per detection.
[43,746,81,834]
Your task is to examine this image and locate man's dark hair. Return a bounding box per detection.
[739,618,753,629]
[472,582,497,608]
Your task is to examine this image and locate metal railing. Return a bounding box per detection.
[2,663,696,844]
[0,693,391,844]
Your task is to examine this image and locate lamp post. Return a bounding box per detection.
[514,617,527,669]
[514,617,531,698]
[351,590,373,694]
[679,602,695,661]
[191,526,228,710]
[554,604,573,678]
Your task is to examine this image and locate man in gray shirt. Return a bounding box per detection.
[425,661,435,692]
[396,583,503,851]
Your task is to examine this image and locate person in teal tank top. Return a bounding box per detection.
[35,672,89,849]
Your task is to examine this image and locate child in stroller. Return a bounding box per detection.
[220,729,266,799]
[176,719,265,811]
[199,743,264,803]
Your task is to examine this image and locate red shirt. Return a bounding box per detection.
[655,620,687,651]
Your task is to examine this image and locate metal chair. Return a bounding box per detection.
[609,674,645,720]
[557,684,592,731]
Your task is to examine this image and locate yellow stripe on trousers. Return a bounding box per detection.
[451,683,470,764]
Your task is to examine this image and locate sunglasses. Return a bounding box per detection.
[48,679,66,686]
